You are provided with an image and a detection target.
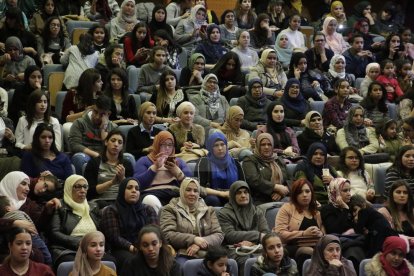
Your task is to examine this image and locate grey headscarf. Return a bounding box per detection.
[200,73,223,121]
[343,105,369,149]
[5,36,23,61]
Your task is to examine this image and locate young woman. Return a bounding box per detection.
[179,52,207,87]
[123,22,154,67]
[307,235,357,275]
[126,102,162,160]
[251,232,299,276]
[109,0,137,42]
[324,54,359,99]
[153,29,182,70]
[242,133,288,205]
[194,24,228,68]
[351,18,382,52]
[82,0,119,23]
[337,146,375,200]
[385,145,414,196]
[248,13,275,51]
[376,59,404,103]
[0,227,54,276]
[360,62,381,97]
[70,231,117,276]
[150,70,187,124]
[95,44,125,90]
[88,25,110,54]
[219,10,239,48]
[20,123,72,181]
[166,0,192,27]
[122,225,182,275]
[195,132,245,206]
[377,119,401,162]
[37,16,70,65]
[159,178,224,264]
[266,0,286,31]
[234,0,257,30]
[279,14,305,49]
[84,129,133,205]
[194,0,219,25]
[322,1,348,33]
[104,68,137,125]
[360,81,388,127]
[29,0,68,37]
[174,4,207,51]
[230,30,259,70]
[375,33,404,63]
[275,32,293,71]
[322,16,349,54]
[149,5,174,39]
[15,89,61,152]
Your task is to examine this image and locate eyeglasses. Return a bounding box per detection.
[160,143,174,148]
[73,184,89,191]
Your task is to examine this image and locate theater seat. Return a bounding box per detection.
[57,261,116,276]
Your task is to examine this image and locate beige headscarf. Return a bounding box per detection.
[220,105,244,141]
[72,231,106,276]
[254,133,284,185]
[178,178,201,213]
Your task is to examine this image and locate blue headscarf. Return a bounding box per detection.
[206,132,239,190]
[281,78,307,114]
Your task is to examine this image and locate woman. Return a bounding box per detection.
[0,227,54,276]
[360,62,381,98]
[153,29,182,70]
[14,89,62,151]
[194,246,236,276]
[281,78,311,128]
[133,131,191,211]
[70,231,117,276]
[109,0,137,42]
[251,232,299,276]
[101,178,158,273]
[195,132,245,206]
[122,224,182,275]
[0,114,16,157]
[322,16,349,55]
[275,179,325,274]
[249,48,287,99]
[168,101,205,152]
[294,142,337,204]
[84,129,133,205]
[82,0,119,23]
[8,65,42,125]
[243,133,288,205]
[351,18,382,52]
[159,178,224,264]
[323,1,348,32]
[95,43,124,89]
[249,13,275,51]
[230,30,259,70]
[385,145,414,197]
[60,33,99,90]
[195,0,219,25]
[150,70,187,124]
[375,33,404,64]
[126,102,162,160]
[194,24,228,68]
[321,178,366,269]
[347,1,378,35]
[307,234,357,275]
[218,105,252,159]
[210,52,246,101]
[324,54,358,99]
[297,111,339,156]
[149,5,174,39]
[360,81,388,127]
[234,0,257,30]
[219,10,239,48]
[49,175,102,267]
[365,236,414,275]
[236,78,271,131]
[123,22,154,67]
[275,32,293,71]
[258,101,300,158]
[20,123,72,181]
[29,0,68,37]
[174,5,207,52]
[218,181,269,264]
[278,14,305,49]
[335,105,379,155]
[37,16,71,65]
[104,68,137,125]
[337,146,375,200]
[179,52,207,87]
[191,73,229,130]
[305,32,335,73]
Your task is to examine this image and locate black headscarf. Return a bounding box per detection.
[296,142,336,181]
[115,177,146,243]
[266,101,291,149]
[149,5,173,38]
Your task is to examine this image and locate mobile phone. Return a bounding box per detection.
[322,168,330,177]
[200,25,207,32]
[167,156,176,163]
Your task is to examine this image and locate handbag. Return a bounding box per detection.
[235,244,263,256]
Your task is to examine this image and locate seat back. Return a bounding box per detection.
[48,72,65,107]
[355,77,364,90]
[127,65,140,94]
[229,97,238,106]
[244,257,257,276]
[118,125,134,144]
[310,101,325,114]
[265,206,280,229]
[359,258,371,276]
[66,20,98,40]
[55,91,67,121]
[300,26,314,48]
[72,28,89,45]
[365,163,392,196]
[43,64,64,89]
[57,261,116,276]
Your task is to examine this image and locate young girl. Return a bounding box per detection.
[360,62,380,97]
[360,81,388,128]
[123,22,154,67]
[194,246,235,276]
[377,119,401,162]
[279,14,306,50]
[396,58,413,94]
[15,90,62,152]
[234,0,257,30]
[88,25,110,54]
[376,59,404,103]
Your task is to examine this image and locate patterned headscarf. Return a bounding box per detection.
[328,177,350,209]
[329,54,346,78]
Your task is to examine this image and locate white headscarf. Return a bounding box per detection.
[0,171,30,209]
[190,4,207,29]
[329,54,346,78]
[118,0,137,24]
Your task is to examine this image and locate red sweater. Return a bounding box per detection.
[376,74,404,102]
[0,261,55,276]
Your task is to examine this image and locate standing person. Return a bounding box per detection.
[109,0,137,42]
[70,231,117,276]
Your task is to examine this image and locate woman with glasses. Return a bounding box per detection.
[133,131,191,213]
[305,32,335,73]
[385,145,414,197]
[49,174,112,268]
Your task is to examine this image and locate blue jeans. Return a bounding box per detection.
[32,234,52,264]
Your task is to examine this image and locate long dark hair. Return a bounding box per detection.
[360,81,388,113]
[104,67,129,103]
[4,227,32,265]
[77,68,101,107]
[88,24,110,47]
[287,52,308,78]
[31,123,59,170]
[210,51,242,81]
[101,129,125,164]
[265,101,291,149]
[155,70,179,114]
[338,146,369,185]
[391,145,414,174]
[386,180,414,232]
[252,13,271,45]
[77,33,95,56]
[40,0,58,18]
[137,225,174,275]
[203,246,229,271]
[42,16,65,51]
[26,89,51,129]
[129,22,152,51]
[103,43,123,69]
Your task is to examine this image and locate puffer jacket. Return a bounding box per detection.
[364,252,414,276]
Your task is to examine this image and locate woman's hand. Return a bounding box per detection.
[45,198,61,213]
[335,195,347,208]
[366,189,375,201]
[328,259,343,267]
[183,141,193,150]
[274,184,289,196]
[5,74,16,82]
[237,241,254,247]
[223,85,235,92]
[23,47,37,56]
[129,245,138,253]
[304,226,322,237]
[271,192,282,201]
[249,138,256,148]
[186,244,200,256]
[219,190,230,198]
[194,237,208,249]
[363,118,373,127]
[322,174,333,184]
[164,159,182,178]
[311,81,320,88]
[154,152,168,169]
[115,164,126,182]
[4,128,15,142]
[210,122,221,128]
[294,67,301,79]
[283,146,296,157]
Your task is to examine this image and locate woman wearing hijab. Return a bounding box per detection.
[70,231,117,276]
[218,105,252,159]
[335,105,379,155]
[297,110,339,156]
[194,24,228,68]
[242,133,288,205]
[175,5,207,51]
[133,131,191,212]
[348,1,379,38]
[281,78,311,128]
[101,177,158,274]
[306,234,357,275]
[49,175,103,267]
[217,181,269,275]
[275,32,293,71]
[195,132,245,206]
[191,73,230,131]
[322,1,348,33]
[294,142,337,204]
[322,16,349,55]
[236,78,271,131]
[109,0,137,42]
[149,5,174,39]
[249,48,287,99]
[365,235,414,275]
[179,52,207,87]
[160,178,224,264]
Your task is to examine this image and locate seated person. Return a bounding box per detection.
[343,33,375,78]
[109,0,137,42]
[360,81,389,128]
[305,32,335,72]
[248,13,276,51]
[123,22,153,67]
[281,78,311,128]
[82,0,119,23]
[193,246,237,275]
[194,24,228,69]
[231,30,259,71]
[179,53,208,87]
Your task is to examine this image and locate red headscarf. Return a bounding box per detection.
[380,236,410,276]
[147,131,176,163]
